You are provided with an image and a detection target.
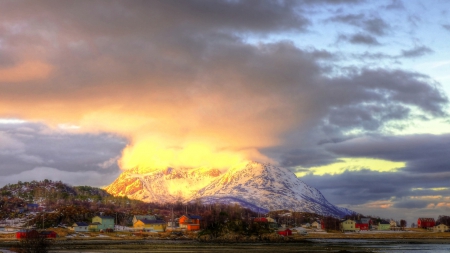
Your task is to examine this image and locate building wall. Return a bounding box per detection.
[378,224,391,230]
[134,220,166,232]
[92,216,115,230]
[341,220,359,232]
[74,226,88,232]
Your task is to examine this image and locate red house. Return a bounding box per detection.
[355,221,369,230]
[16,230,57,239]
[179,214,201,231]
[417,218,435,229]
[16,230,39,239]
[253,217,268,223]
[40,231,57,239]
[277,228,292,236]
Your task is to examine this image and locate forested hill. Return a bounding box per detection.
[0,179,110,203]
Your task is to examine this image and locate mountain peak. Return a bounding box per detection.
[105,161,352,217]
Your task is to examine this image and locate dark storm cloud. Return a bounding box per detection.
[302,170,450,206]
[400,46,434,58]
[300,0,364,4]
[393,200,429,209]
[0,0,449,208]
[325,134,450,174]
[338,33,381,45]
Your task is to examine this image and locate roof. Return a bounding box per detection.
[73,222,89,227]
[96,215,114,219]
[134,215,156,221]
[40,231,56,235]
[418,218,435,222]
[379,221,390,225]
[185,214,202,220]
[89,222,101,225]
[139,219,166,225]
[360,218,370,223]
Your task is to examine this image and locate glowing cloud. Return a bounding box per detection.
[0,61,53,83]
[119,137,256,171]
[296,157,406,177]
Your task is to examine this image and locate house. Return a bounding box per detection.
[311,221,320,229]
[293,227,308,235]
[253,217,268,223]
[360,218,372,229]
[132,215,156,225]
[40,231,57,239]
[71,222,89,232]
[418,218,435,229]
[277,228,292,236]
[16,230,39,239]
[167,218,179,228]
[390,220,397,227]
[355,220,369,231]
[378,221,391,231]
[134,219,166,232]
[433,224,449,232]
[301,223,311,228]
[341,219,359,232]
[26,204,39,212]
[89,216,115,231]
[266,217,278,229]
[179,214,201,231]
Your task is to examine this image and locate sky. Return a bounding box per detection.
[1,0,450,224]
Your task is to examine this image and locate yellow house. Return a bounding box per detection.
[134,219,166,232]
[340,219,359,232]
[434,224,449,232]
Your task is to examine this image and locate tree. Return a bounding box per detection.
[400,220,407,229]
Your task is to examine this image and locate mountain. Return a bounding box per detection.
[105,162,353,217]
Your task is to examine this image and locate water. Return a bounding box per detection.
[2,239,450,252]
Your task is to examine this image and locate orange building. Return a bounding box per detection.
[179,214,201,231]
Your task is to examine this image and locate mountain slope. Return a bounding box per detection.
[105,162,353,217]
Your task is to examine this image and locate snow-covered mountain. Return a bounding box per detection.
[105,162,353,217]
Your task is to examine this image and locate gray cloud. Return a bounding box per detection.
[442,24,450,31]
[0,122,126,185]
[325,134,450,174]
[338,33,381,45]
[330,14,390,36]
[401,46,433,58]
[384,0,405,10]
[0,1,449,226]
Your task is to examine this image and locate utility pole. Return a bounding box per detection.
[171,207,174,229]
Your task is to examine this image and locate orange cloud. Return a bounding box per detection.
[0,61,53,83]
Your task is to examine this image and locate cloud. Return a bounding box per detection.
[1,0,446,172]
[384,0,405,10]
[338,33,381,45]
[296,157,405,177]
[329,14,390,36]
[400,46,434,58]
[0,61,53,83]
[0,122,126,186]
[442,24,450,31]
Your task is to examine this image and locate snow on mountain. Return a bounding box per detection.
[105,162,353,217]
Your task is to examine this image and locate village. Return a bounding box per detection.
[1,201,450,241]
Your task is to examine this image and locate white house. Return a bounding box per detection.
[71,222,89,232]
